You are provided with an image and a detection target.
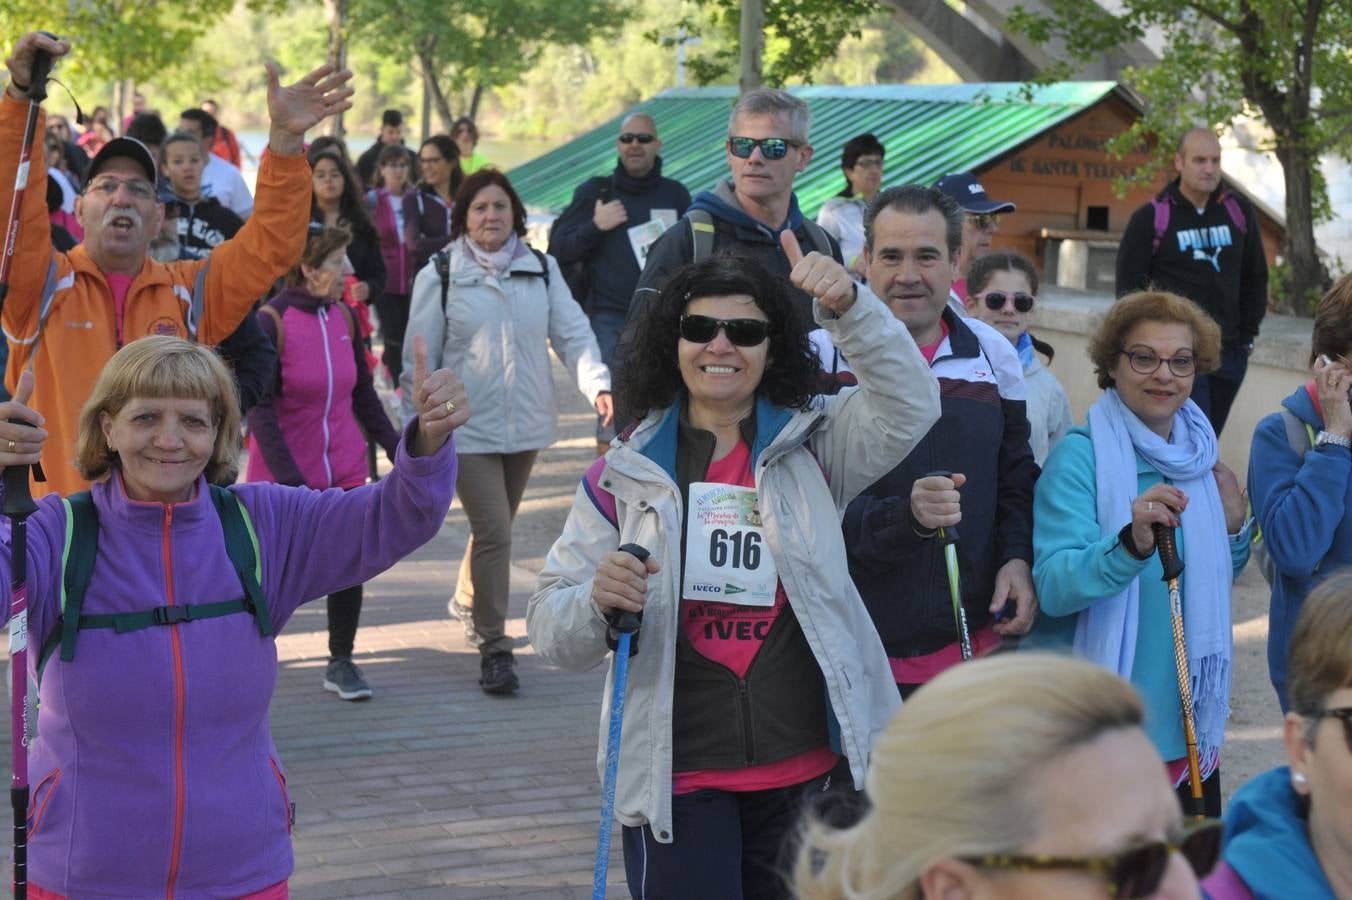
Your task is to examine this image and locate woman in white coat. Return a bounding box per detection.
[527,239,940,899]
[402,168,612,695]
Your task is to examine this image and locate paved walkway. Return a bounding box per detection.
[0,359,1286,898]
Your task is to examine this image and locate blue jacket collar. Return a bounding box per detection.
[1221,766,1334,896]
[637,393,795,480]
[1281,382,1322,429]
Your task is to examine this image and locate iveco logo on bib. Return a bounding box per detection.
[691,583,722,594]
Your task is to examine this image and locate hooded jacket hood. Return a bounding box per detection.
[687,179,805,240]
[1218,766,1335,897]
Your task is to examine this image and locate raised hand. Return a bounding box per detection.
[0,371,47,468]
[782,230,856,315]
[593,199,628,232]
[5,32,70,100]
[264,60,354,155]
[409,334,469,457]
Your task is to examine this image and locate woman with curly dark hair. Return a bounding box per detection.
[528,239,940,897]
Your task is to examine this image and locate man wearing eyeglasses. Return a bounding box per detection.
[627,89,841,333]
[1,31,352,497]
[1116,127,1268,437]
[549,112,690,453]
[934,172,1017,314]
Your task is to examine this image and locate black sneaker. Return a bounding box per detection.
[323,657,373,701]
[479,652,519,695]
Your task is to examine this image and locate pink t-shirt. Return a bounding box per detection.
[105,271,135,348]
[673,439,838,794]
[917,320,950,364]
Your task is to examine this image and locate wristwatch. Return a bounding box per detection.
[1314,430,1352,450]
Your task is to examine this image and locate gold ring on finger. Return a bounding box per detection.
[444,400,456,416]
[6,440,14,453]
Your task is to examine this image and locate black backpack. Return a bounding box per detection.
[549,176,614,309]
[38,485,273,684]
[432,246,551,311]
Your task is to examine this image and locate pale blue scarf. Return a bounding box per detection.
[1082,388,1232,774]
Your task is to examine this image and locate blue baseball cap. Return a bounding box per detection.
[934,172,1016,215]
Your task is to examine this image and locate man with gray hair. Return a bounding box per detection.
[626,88,839,329]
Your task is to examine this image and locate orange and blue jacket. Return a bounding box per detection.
[0,92,311,497]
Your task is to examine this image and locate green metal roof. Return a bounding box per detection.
[509,82,1127,217]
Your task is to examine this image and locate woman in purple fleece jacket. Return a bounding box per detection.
[0,334,467,899]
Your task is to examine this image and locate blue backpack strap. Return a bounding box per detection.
[209,484,273,637]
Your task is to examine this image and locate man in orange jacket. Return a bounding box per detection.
[1,32,353,496]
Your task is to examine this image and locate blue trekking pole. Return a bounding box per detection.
[592,542,647,900]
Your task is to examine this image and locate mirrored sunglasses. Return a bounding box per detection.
[963,819,1222,899]
[619,132,655,144]
[679,314,770,347]
[983,291,1035,312]
[727,136,796,160]
[967,212,1002,229]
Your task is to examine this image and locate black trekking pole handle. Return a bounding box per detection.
[25,35,57,105]
[1152,524,1185,582]
[609,544,647,635]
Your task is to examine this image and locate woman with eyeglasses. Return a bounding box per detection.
[405,134,464,272]
[794,652,1220,900]
[1203,572,1352,898]
[308,147,386,374]
[402,168,612,696]
[1023,290,1249,818]
[366,143,417,386]
[964,250,1072,466]
[528,245,939,898]
[1247,273,1352,714]
[815,133,884,279]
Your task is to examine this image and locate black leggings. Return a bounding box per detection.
[327,583,362,659]
[374,291,410,384]
[1174,767,1222,819]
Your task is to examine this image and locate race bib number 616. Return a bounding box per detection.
[682,482,777,606]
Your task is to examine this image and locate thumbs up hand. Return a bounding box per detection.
[0,371,47,467]
[409,334,470,457]
[781,230,856,315]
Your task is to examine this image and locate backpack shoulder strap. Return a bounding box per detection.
[1278,409,1314,458]
[1150,196,1170,255]
[688,209,716,263]
[1220,190,1249,236]
[38,492,97,679]
[209,485,273,637]
[799,218,834,258]
[434,250,451,312]
[331,300,358,343]
[257,304,284,357]
[531,247,551,289]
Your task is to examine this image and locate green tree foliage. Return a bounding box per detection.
[347,0,621,132]
[654,0,883,87]
[0,0,246,109]
[1007,0,1352,312]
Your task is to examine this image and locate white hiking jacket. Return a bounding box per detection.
[527,288,940,842]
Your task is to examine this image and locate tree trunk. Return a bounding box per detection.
[324,0,348,140]
[468,83,484,121]
[416,46,456,132]
[739,0,764,94]
[1274,141,1332,314]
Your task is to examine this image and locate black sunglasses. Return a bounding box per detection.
[1309,707,1352,752]
[619,132,655,144]
[963,819,1222,899]
[679,314,770,347]
[727,136,797,160]
[982,291,1035,313]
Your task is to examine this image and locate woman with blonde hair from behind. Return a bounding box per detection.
[793,653,1221,899]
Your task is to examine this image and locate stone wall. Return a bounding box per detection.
[1030,287,1314,477]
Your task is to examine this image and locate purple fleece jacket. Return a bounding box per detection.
[8,421,455,898]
